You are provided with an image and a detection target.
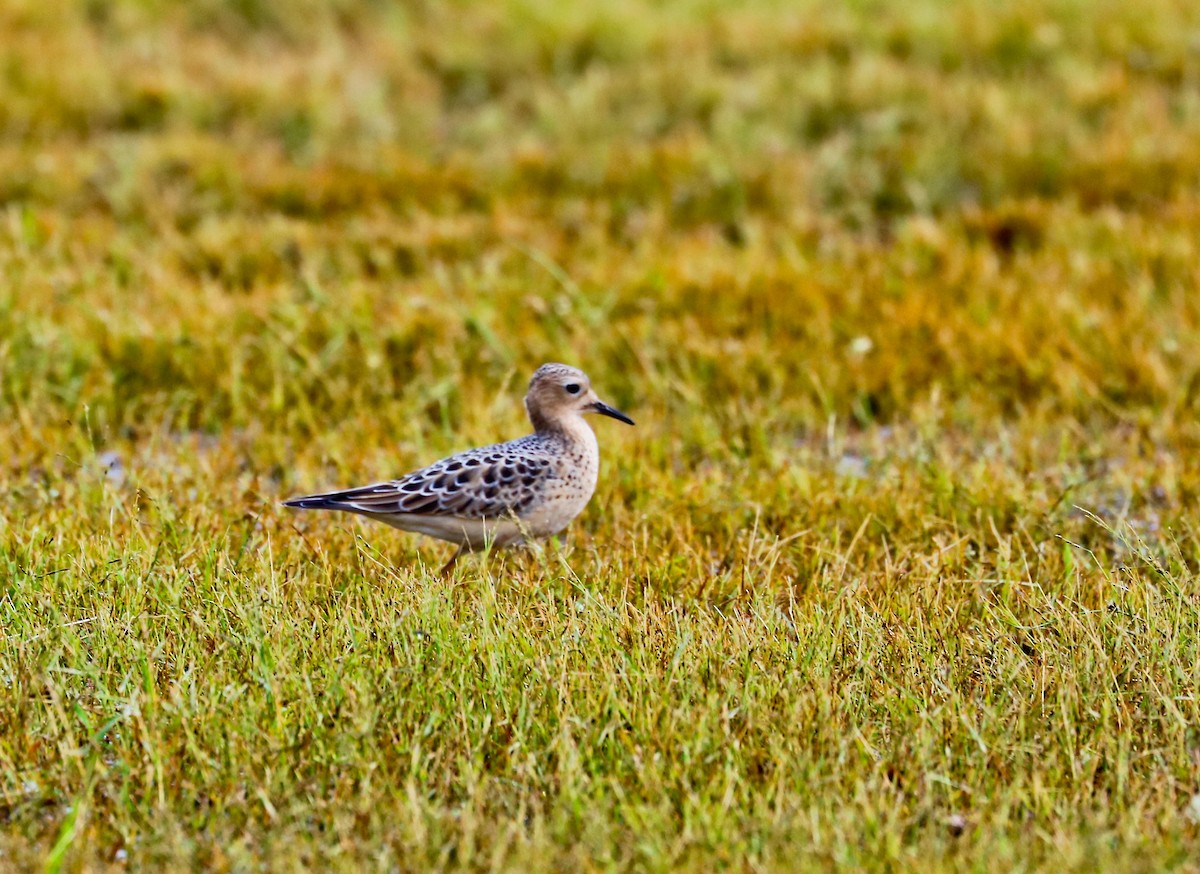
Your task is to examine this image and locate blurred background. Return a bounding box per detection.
[4,0,1199,448]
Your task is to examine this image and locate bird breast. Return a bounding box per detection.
[519,425,600,538]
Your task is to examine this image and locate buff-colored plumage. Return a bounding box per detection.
[284,364,634,575]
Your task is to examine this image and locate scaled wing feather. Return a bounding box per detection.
[287,439,557,520]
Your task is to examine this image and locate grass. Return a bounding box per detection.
[2,0,1200,869]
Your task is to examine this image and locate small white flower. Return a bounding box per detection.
[848,336,874,356]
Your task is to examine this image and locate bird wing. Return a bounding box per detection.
[284,438,556,519]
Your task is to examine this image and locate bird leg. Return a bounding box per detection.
[439,545,464,579]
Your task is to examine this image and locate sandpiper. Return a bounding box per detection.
[283,363,634,575]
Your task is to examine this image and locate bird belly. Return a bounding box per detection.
[517,482,595,539]
[378,513,523,550]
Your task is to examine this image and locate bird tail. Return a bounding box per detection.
[282,481,413,515]
[282,494,347,510]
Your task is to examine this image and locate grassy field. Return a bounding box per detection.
[3,0,1200,869]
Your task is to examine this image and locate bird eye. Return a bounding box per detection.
[564,383,582,395]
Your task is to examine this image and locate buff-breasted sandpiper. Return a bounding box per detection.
[283,363,634,575]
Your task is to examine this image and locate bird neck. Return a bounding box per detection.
[530,410,595,448]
